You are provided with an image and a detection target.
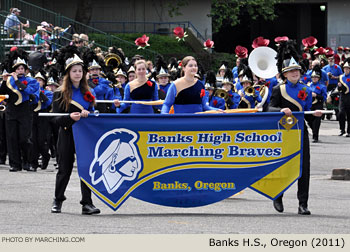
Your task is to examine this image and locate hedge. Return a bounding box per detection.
[88,33,236,72]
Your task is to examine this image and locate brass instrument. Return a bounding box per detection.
[104,53,122,69]
[244,86,255,96]
[0,105,5,111]
[214,88,229,101]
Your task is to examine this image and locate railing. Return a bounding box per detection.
[89,21,207,42]
[0,0,159,60]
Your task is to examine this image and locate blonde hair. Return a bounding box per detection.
[134,59,147,70]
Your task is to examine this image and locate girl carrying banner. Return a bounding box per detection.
[268,40,322,215]
[51,46,100,215]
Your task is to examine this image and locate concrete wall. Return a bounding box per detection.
[285,0,350,48]
[327,0,350,48]
[28,0,212,39]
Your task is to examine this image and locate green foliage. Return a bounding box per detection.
[88,33,236,72]
[89,33,194,60]
[210,0,281,32]
[167,0,189,17]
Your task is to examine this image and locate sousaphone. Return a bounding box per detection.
[248,46,278,108]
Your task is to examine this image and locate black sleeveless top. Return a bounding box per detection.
[130,80,156,100]
[174,80,203,105]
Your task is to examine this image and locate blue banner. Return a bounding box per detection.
[72,112,304,211]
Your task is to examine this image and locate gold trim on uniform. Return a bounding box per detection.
[34,101,42,112]
[241,97,251,109]
[70,100,84,111]
[6,78,22,105]
[280,84,303,111]
[339,74,349,94]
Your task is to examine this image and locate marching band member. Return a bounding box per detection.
[0,48,39,172]
[154,55,171,99]
[51,46,100,215]
[114,67,128,90]
[238,67,262,109]
[161,56,219,114]
[127,65,136,83]
[268,40,322,215]
[83,49,110,113]
[307,65,327,142]
[205,70,225,110]
[29,70,53,170]
[221,69,240,109]
[114,59,159,114]
[337,58,350,137]
[216,62,227,87]
[105,70,122,113]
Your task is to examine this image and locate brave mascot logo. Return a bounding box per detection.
[89,129,142,194]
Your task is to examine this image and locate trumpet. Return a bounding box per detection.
[244,86,256,97]
[0,105,5,111]
[214,88,229,101]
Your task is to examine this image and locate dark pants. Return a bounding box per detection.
[30,112,51,167]
[338,106,350,133]
[5,102,32,169]
[48,119,59,162]
[276,126,310,207]
[308,103,323,140]
[0,112,7,162]
[54,127,92,205]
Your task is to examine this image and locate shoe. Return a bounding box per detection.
[312,139,318,143]
[41,158,49,170]
[346,134,350,137]
[82,204,100,215]
[0,159,5,165]
[9,166,20,172]
[24,164,37,172]
[51,199,62,213]
[273,198,284,213]
[339,131,345,136]
[298,205,311,215]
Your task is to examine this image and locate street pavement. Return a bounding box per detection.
[0,117,349,234]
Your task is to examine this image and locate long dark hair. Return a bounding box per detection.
[59,64,93,111]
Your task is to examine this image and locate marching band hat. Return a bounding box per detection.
[205,70,217,90]
[311,65,321,78]
[345,47,350,51]
[222,68,234,86]
[3,48,29,72]
[34,70,47,82]
[154,55,170,79]
[83,48,105,70]
[114,68,127,78]
[337,46,344,51]
[343,58,350,69]
[276,40,302,76]
[240,66,253,84]
[127,65,135,73]
[56,45,84,74]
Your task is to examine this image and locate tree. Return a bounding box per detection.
[210,0,281,32]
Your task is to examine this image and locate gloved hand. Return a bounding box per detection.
[40,91,49,103]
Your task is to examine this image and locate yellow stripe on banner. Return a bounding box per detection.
[250,154,301,198]
[82,161,279,209]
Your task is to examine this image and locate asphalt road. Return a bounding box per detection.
[0,118,349,234]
